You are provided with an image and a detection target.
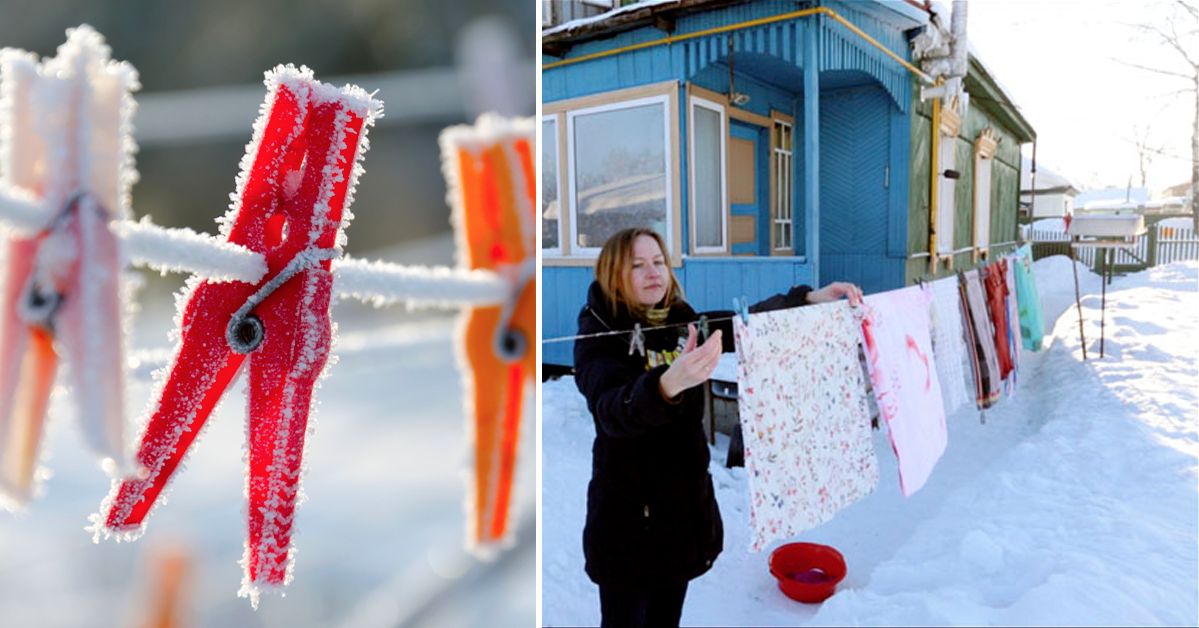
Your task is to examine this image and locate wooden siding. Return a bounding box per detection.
[542,266,595,367]
[818,84,905,294]
[904,88,1027,283]
[544,0,914,110]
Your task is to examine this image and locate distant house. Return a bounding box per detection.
[1074,186,1151,212]
[1019,161,1079,220]
[1162,181,1192,199]
[541,0,1036,366]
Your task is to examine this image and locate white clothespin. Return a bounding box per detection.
[628,322,645,357]
[0,26,138,506]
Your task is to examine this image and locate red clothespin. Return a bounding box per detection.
[91,66,380,606]
[0,26,138,507]
[439,115,534,554]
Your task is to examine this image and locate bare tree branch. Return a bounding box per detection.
[1176,0,1198,22]
[1111,57,1193,79]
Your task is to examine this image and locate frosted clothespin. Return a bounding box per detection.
[0,26,139,507]
[91,65,381,607]
[439,114,535,557]
[628,323,646,357]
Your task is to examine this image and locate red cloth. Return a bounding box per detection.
[984,260,1014,381]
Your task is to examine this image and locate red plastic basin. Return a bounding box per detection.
[769,542,846,603]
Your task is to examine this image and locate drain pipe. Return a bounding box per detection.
[921,1,969,271]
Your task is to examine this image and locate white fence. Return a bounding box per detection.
[1156,222,1199,264]
[1022,218,1199,269]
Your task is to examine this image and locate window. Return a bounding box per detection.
[567,96,671,255]
[972,128,999,260]
[771,118,794,253]
[934,98,962,260]
[973,154,992,252]
[935,131,957,256]
[689,96,727,253]
[542,117,560,253]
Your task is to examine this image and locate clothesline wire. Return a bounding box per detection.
[542,249,1027,346]
[540,315,741,344]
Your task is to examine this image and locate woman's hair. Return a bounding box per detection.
[595,227,683,317]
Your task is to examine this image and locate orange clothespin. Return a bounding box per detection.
[439,115,534,553]
[0,26,138,507]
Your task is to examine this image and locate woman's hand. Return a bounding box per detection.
[658,324,723,400]
[806,281,863,306]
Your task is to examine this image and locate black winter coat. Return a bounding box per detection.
[573,281,811,588]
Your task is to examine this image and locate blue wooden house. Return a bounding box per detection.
[541,0,1036,366]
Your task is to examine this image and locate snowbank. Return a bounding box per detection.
[543,258,1198,626]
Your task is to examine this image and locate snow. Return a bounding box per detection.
[543,258,1198,626]
[0,286,534,627]
[542,0,680,38]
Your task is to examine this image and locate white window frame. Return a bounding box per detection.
[541,115,562,256]
[688,95,728,254]
[973,152,993,256]
[971,128,1000,262]
[935,131,957,257]
[772,118,794,253]
[566,94,673,258]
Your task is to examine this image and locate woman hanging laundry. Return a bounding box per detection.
[572,227,862,628]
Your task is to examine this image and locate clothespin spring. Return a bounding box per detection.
[492,259,535,361]
[226,247,341,354]
[15,193,99,333]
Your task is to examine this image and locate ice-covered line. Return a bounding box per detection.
[118,217,268,284]
[0,186,48,234]
[332,256,508,307]
[120,218,506,304]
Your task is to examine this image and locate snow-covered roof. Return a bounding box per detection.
[1020,161,1080,195]
[1074,187,1151,208]
[543,0,931,47]
[543,0,680,37]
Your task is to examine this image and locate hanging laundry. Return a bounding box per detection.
[928,277,971,415]
[983,260,1014,382]
[439,115,535,555]
[1013,244,1046,351]
[0,26,138,507]
[90,66,381,607]
[959,270,1002,409]
[734,302,878,551]
[1003,256,1022,397]
[860,286,947,497]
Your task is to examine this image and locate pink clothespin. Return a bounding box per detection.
[91,65,380,606]
[0,26,138,506]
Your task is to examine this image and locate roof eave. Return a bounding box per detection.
[965,53,1036,143]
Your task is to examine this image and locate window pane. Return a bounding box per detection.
[542,119,559,249]
[936,134,956,255]
[573,103,667,249]
[693,105,722,248]
[975,156,993,249]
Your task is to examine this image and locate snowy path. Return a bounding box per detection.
[542,259,1198,626]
